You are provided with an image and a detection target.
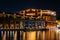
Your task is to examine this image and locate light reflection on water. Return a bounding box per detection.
[24,30,58,40]
[1,30,60,40]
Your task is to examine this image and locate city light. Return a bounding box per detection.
[51,12,54,14]
[26,13,35,15]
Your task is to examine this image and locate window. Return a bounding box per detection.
[37,21,45,27]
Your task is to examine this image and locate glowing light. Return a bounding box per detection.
[56,29,60,33]
[27,31,36,40]
[56,20,60,25]
[32,9,35,11]
[57,25,60,27]
[26,13,35,15]
[0,24,2,27]
[23,10,25,13]
[51,12,54,14]
[26,9,30,12]
[10,24,14,27]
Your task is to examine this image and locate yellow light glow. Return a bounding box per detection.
[56,20,60,25]
[0,24,2,27]
[27,31,36,40]
[10,24,14,28]
[51,12,56,16]
[23,10,25,13]
[56,29,60,33]
[32,9,35,11]
[51,12,54,14]
[26,13,35,15]
[26,9,30,12]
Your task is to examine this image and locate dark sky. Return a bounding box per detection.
[0,0,60,19]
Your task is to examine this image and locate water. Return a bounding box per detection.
[0,29,2,40]
[22,30,58,40]
[0,29,60,40]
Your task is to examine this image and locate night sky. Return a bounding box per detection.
[0,0,60,19]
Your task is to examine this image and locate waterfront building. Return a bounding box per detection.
[0,8,57,40]
[0,8,56,29]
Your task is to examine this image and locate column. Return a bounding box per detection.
[20,21,23,29]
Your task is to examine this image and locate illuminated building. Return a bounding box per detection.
[0,8,56,29]
[16,8,56,29]
[0,8,57,40]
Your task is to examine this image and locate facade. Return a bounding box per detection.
[0,8,56,29]
[17,8,56,29]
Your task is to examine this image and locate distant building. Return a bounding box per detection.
[0,8,56,29]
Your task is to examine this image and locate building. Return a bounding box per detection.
[0,8,57,40]
[0,8,56,29]
[16,8,56,29]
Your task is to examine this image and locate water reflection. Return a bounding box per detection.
[26,31,36,40]
[22,30,59,40]
[1,30,60,40]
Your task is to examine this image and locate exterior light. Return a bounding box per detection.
[26,13,35,15]
[57,25,60,27]
[37,16,40,18]
[51,12,54,14]
[23,10,25,13]
[56,28,60,33]
[10,24,14,28]
[26,9,30,12]
[0,24,2,27]
[56,24,60,33]
[32,9,35,11]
